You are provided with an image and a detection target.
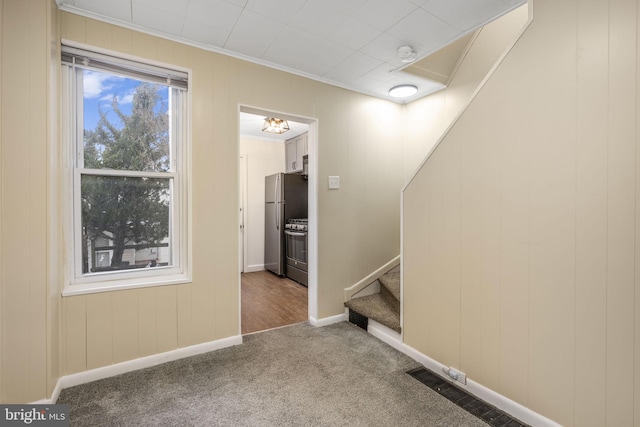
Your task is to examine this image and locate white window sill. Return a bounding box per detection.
[62,273,191,297]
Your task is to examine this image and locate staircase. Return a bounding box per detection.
[344,265,401,333]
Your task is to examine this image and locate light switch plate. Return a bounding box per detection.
[328,176,340,189]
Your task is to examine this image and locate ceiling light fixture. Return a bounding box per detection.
[397,45,417,63]
[389,85,418,98]
[262,117,290,134]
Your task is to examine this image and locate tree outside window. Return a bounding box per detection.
[80,76,172,273]
[62,44,189,292]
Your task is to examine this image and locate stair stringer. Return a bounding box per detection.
[352,279,381,299]
[343,255,400,302]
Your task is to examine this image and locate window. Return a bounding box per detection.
[61,42,190,295]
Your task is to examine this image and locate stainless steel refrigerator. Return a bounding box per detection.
[264,173,307,275]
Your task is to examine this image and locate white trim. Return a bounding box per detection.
[466,379,561,427]
[307,120,319,322]
[362,323,561,427]
[367,319,403,349]
[61,45,193,295]
[343,255,400,301]
[78,168,177,178]
[39,321,558,426]
[31,380,64,405]
[50,380,63,404]
[399,192,404,337]
[237,104,319,326]
[56,4,526,105]
[61,273,191,296]
[349,318,561,426]
[309,313,347,327]
[57,5,371,100]
[42,335,243,403]
[239,154,247,273]
[242,320,309,337]
[400,343,560,427]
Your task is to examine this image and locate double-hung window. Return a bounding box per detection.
[61,42,190,295]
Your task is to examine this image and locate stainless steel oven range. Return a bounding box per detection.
[284,218,308,286]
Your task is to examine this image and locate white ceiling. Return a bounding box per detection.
[56,0,526,104]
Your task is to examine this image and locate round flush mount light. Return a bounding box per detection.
[389,84,418,98]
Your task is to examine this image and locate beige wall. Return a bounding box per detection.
[46,0,61,406]
[57,12,404,375]
[0,1,405,402]
[404,4,529,178]
[0,0,60,403]
[403,0,640,425]
[0,0,535,406]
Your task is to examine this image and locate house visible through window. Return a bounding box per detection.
[61,43,190,294]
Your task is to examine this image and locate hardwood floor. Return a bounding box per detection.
[241,270,308,335]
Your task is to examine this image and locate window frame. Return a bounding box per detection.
[61,40,191,296]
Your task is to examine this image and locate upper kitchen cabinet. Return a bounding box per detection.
[285,133,308,174]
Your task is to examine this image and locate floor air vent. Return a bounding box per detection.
[407,367,529,427]
[348,309,368,330]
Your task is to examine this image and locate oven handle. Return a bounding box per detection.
[284,230,307,236]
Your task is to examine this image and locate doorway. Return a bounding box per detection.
[241,271,308,334]
[238,105,318,334]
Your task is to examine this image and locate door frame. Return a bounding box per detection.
[239,154,247,273]
[238,104,319,327]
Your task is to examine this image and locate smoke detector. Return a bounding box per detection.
[397,45,417,63]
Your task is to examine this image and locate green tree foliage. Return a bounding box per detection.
[82,82,170,271]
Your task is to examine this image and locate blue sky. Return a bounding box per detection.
[82,70,168,131]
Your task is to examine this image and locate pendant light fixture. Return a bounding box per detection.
[262,117,290,134]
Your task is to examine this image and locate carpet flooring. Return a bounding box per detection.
[58,322,488,426]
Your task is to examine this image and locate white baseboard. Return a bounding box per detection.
[390,339,560,427]
[309,313,347,327]
[367,319,403,349]
[42,316,349,404]
[464,377,561,427]
[361,320,559,427]
[243,265,264,273]
[40,317,557,426]
[44,334,243,403]
[30,375,65,404]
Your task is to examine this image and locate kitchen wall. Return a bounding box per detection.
[239,137,285,272]
[403,0,640,425]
